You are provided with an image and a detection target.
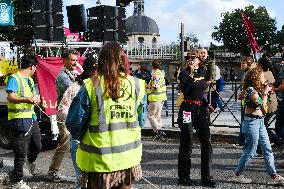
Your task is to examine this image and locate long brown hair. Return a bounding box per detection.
[243,66,263,92]
[97,42,127,101]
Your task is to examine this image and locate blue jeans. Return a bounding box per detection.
[236,116,276,176]
[215,94,224,109]
[70,138,80,178]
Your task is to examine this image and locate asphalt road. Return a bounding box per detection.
[1,137,284,189]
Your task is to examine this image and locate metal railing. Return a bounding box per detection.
[171,81,243,128]
[171,81,277,128]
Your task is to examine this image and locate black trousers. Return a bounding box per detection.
[275,101,284,140]
[177,102,213,181]
[12,120,42,182]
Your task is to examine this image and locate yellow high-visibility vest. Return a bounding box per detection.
[76,75,145,172]
[148,69,167,102]
[7,72,35,120]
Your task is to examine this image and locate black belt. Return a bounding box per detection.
[245,114,263,119]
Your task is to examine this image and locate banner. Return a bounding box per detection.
[241,12,260,53]
[64,27,83,42]
[0,0,14,26]
[36,57,84,115]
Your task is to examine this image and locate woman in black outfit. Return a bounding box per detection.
[177,49,216,188]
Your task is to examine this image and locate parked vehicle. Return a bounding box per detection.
[0,41,102,149]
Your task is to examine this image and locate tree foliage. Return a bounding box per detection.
[212,5,277,55]
[185,33,199,48]
[277,26,284,50]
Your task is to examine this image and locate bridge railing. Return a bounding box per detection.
[127,43,179,60]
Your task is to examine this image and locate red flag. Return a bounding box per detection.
[36,57,85,115]
[241,12,260,53]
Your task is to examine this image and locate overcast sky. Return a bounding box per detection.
[63,0,284,46]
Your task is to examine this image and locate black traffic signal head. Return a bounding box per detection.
[116,0,133,7]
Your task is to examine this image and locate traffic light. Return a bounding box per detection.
[184,41,190,51]
[116,0,133,7]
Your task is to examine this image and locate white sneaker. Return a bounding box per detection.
[231,174,252,184]
[269,174,284,185]
[12,180,31,189]
[26,161,36,175]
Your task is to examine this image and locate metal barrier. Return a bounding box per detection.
[208,82,242,127]
[171,81,244,128]
[171,81,277,128]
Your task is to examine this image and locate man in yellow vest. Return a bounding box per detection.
[6,55,42,189]
[148,59,167,139]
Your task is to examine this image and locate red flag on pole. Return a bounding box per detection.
[241,12,260,53]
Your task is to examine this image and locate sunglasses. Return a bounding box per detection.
[187,56,198,60]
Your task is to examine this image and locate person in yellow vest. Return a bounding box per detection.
[66,42,146,189]
[6,55,42,189]
[147,59,167,139]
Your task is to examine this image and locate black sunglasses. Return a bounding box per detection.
[187,56,197,60]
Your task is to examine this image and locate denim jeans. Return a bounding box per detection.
[70,137,80,178]
[236,116,276,176]
[215,94,224,109]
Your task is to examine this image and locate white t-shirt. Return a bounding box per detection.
[215,65,221,80]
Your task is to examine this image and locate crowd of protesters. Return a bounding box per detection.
[6,42,284,189]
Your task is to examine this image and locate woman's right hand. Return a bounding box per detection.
[264,85,272,94]
[238,91,244,100]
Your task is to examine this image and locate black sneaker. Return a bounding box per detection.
[158,130,166,137]
[153,130,166,140]
[201,178,216,188]
[47,171,64,182]
[178,177,196,186]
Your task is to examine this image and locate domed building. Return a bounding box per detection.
[126,0,160,48]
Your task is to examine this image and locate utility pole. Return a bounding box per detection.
[180,23,185,69]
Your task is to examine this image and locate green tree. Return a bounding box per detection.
[171,32,199,60]
[212,5,277,55]
[277,25,284,50]
[185,33,199,48]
